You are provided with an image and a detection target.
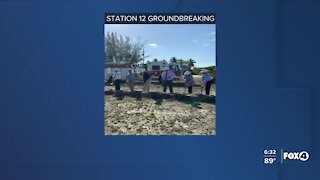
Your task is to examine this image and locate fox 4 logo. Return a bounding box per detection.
[283,151,310,162]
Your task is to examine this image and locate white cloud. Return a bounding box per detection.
[148,43,158,47]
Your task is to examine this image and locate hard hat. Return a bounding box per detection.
[184,71,191,75]
[200,69,208,73]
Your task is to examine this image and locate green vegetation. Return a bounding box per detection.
[192,66,215,78]
[105,32,146,64]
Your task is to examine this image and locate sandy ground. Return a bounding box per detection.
[104,80,216,135]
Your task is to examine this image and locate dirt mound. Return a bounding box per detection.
[104,83,216,135]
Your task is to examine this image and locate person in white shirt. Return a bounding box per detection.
[201,69,213,95]
[183,70,194,94]
[161,66,176,94]
[112,68,122,91]
[126,69,135,92]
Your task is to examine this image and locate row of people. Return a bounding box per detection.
[109,68,213,95]
[182,69,213,95]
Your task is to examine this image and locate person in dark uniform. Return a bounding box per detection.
[107,75,113,86]
[142,69,151,93]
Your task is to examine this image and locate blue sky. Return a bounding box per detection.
[104,24,216,67]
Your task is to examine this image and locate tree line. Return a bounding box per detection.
[105,32,215,78]
[105,32,145,64]
[147,57,196,68]
[105,32,197,68]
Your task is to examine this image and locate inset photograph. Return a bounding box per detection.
[104,24,216,135]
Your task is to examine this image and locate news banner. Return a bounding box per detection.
[263,149,310,165]
[105,13,215,24]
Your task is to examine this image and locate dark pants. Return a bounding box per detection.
[114,79,121,90]
[163,80,173,93]
[187,86,192,94]
[205,80,212,95]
